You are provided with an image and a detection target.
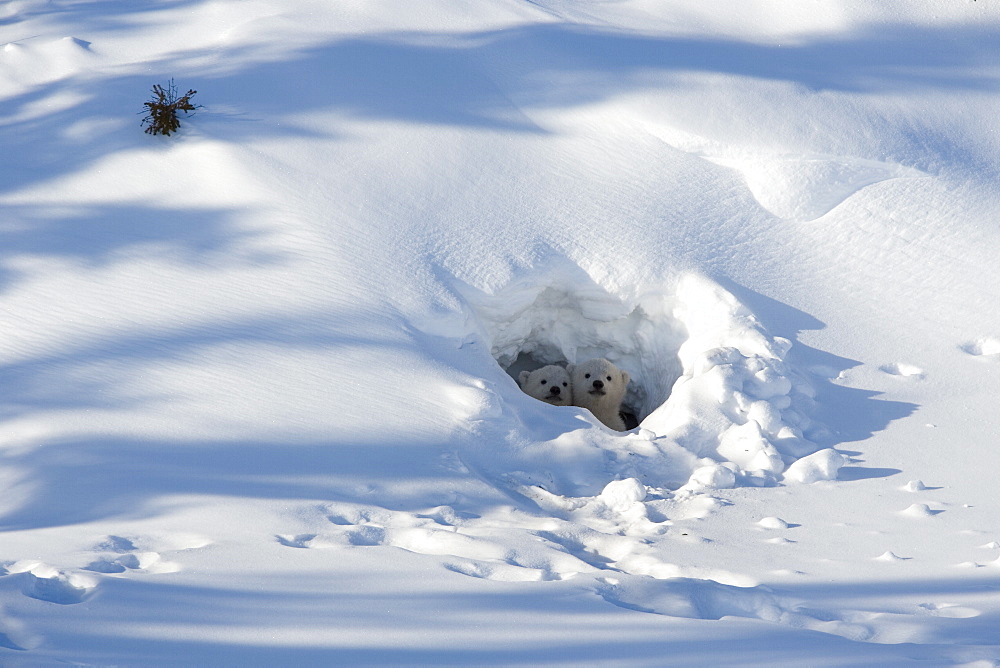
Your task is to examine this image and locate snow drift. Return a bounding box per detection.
[442,261,828,497]
[3,0,1000,664]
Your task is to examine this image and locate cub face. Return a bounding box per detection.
[518,365,572,406]
[568,358,629,407]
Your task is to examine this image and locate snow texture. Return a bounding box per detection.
[2,0,1000,665]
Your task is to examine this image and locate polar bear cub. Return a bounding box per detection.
[568,358,630,431]
[518,365,573,406]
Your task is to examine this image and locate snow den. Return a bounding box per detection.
[486,283,683,427]
[461,269,831,488]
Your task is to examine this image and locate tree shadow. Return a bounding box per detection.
[179,20,1000,158]
[3,16,997,197]
[0,0,206,29]
[0,81,283,291]
[2,15,995,300]
[0,310,396,419]
[2,571,997,665]
[0,435,476,531]
[193,21,1000,121]
[0,202,270,275]
[0,306,507,532]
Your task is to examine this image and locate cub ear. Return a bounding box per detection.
[518,370,530,386]
[621,370,630,385]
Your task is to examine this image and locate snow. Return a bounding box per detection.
[2,0,1000,664]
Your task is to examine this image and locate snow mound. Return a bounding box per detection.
[783,449,848,484]
[708,154,925,222]
[452,264,825,493]
[758,516,790,530]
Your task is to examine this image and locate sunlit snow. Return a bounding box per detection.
[2,0,1000,665]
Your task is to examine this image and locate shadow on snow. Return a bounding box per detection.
[1,571,998,665]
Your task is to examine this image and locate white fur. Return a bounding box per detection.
[568,358,630,431]
[518,365,573,406]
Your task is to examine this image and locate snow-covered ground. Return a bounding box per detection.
[2,0,999,665]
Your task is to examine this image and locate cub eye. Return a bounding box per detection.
[540,379,547,385]
[606,376,612,381]
[562,382,568,387]
[584,373,591,379]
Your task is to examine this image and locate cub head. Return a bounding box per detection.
[518,365,572,406]
[567,358,629,404]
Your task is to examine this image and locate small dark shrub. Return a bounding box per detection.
[140,79,202,136]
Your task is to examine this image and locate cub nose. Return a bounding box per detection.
[550,386,561,395]
[593,380,604,390]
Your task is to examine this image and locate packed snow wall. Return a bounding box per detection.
[447,264,840,495]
